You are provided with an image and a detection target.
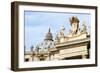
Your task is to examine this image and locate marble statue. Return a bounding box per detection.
[69,16,80,36]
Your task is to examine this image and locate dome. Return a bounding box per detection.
[34,28,55,53]
[44,28,53,41]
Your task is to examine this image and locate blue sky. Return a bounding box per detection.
[24,11,91,50]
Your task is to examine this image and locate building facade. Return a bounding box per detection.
[24,16,90,62]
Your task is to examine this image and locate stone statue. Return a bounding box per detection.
[81,21,87,33]
[69,16,79,35]
[57,26,65,38]
[55,26,66,43]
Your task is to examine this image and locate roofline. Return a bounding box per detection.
[55,37,90,48]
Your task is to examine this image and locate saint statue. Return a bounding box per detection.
[57,26,65,38]
[55,26,65,43]
[69,16,79,35]
[81,21,87,33]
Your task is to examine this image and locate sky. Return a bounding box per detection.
[24,11,91,51]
